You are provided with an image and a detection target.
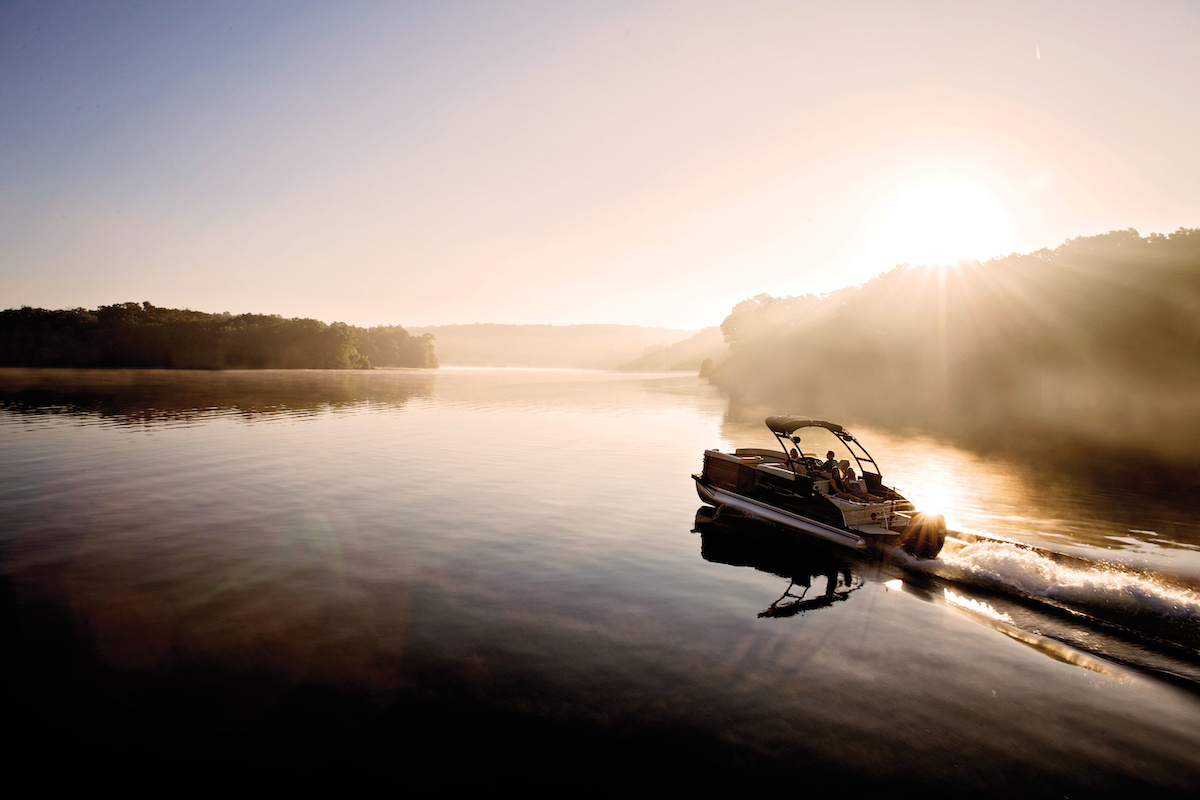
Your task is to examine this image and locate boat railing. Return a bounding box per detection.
[828,496,910,531]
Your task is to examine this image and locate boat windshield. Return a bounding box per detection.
[766,418,882,480]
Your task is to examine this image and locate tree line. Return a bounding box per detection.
[708,228,1200,460]
[0,303,438,369]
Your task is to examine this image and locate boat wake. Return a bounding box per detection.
[935,540,1200,621]
[695,507,1200,691]
[908,537,1200,690]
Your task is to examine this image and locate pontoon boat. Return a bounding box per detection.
[693,417,946,558]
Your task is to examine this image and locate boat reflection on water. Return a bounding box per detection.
[693,506,925,618]
[756,566,858,619]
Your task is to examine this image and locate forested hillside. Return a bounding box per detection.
[708,229,1200,459]
[0,303,437,369]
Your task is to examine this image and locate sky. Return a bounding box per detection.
[2,0,1198,330]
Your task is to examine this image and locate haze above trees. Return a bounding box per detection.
[707,228,1200,461]
[3,227,1196,463]
[408,324,723,370]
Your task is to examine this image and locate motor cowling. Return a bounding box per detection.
[900,512,946,559]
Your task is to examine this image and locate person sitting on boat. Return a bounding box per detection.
[819,451,838,476]
[788,448,817,475]
[843,463,885,501]
[830,461,883,502]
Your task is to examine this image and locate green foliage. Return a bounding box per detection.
[0,304,438,370]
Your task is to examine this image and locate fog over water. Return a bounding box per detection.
[710,230,1200,471]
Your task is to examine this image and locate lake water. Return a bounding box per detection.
[1,367,1199,794]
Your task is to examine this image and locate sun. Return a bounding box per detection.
[867,174,1014,268]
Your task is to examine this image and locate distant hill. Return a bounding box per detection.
[617,327,728,372]
[707,228,1200,461]
[408,324,709,369]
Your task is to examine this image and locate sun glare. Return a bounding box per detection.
[868,175,1014,268]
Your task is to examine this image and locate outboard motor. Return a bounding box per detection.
[900,512,946,559]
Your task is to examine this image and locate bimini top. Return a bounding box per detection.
[765,417,846,436]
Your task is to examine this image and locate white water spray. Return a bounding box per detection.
[942,541,1200,620]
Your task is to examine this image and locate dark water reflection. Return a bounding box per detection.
[1,368,1199,794]
[0,367,434,424]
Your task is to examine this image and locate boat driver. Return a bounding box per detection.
[819,451,838,476]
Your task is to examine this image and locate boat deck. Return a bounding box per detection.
[699,449,913,541]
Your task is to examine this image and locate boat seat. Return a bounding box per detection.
[734,448,788,462]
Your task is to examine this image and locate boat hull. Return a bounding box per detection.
[694,475,873,550]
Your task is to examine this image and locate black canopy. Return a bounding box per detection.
[764,417,846,436]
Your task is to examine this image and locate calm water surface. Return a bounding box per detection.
[1,368,1198,794]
